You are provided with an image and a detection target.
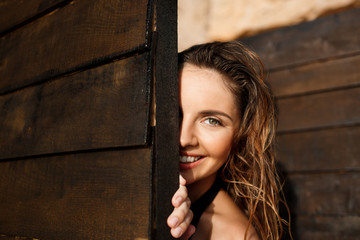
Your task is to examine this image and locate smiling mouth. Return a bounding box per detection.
[179,155,203,163]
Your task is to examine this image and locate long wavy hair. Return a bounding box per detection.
[178,41,290,240]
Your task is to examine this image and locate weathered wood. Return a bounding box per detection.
[0,0,66,34]
[0,148,151,240]
[270,54,360,97]
[295,216,360,240]
[0,0,180,239]
[276,126,360,172]
[153,0,179,239]
[0,234,39,240]
[242,7,360,70]
[277,87,360,132]
[0,0,149,94]
[285,172,360,216]
[240,8,360,239]
[0,53,150,160]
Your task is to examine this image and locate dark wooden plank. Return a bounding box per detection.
[295,216,360,240]
[270,54,360,97]
[277,87,360,132]
[0,234,39,240]
[0,148,151,240]
[0,53,150,160]
[0,0,66,34]
[241,7,360,69]
[0,0,149,94]
[276,126,360,172]
[153,0,179,239]
[285,172,360,217]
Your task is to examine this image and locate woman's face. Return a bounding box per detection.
[179,64,240,186]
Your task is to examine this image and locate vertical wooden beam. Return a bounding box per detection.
[153,0,178,239]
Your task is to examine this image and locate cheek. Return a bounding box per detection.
[202,131,234,161]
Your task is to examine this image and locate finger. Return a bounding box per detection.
[179,174,186,186]
[171,208,193,238]
[167,197,191,228]
[172,184,188,208]
[180,224,196,240]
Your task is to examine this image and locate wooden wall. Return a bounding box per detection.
[0,0,178,239]
[242,7,360,239]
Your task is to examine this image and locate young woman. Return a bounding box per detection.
[167,41,290,240]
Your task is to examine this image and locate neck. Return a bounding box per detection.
[187,172,217,202]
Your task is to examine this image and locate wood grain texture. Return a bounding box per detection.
[285,172,360,216]
[277,87,360,132]
[240,8,360,239]
[295,216,360,240]
[153,0,179,239]
[0,53,150,160]
[270,54,360,97]
[0,0,149,94]
[0,0,66,34]
[0,148,151,240]
[242,7,360,70]
[0,234,39,240]
[276,126,360,172]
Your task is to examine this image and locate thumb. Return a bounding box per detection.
[179,174,186,186]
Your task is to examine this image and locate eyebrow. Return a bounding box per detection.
[199,110,233,121]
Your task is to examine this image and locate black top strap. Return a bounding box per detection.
[190,180,221,228]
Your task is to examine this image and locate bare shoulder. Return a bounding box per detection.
[195,189,259,240]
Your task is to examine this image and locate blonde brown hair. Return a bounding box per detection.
[179,41,290,239]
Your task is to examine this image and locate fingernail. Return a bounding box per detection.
[174,227,182,237]
[175,196,183,206]
[169,217,178,227]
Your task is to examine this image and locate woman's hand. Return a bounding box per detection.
[167,175,195,239]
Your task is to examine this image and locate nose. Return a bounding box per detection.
[180,118,198,148]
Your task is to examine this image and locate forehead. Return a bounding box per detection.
[179,64,237,111]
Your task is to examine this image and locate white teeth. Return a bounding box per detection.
[179,155,202,163]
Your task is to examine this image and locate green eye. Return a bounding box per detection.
[204,118,220,126]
